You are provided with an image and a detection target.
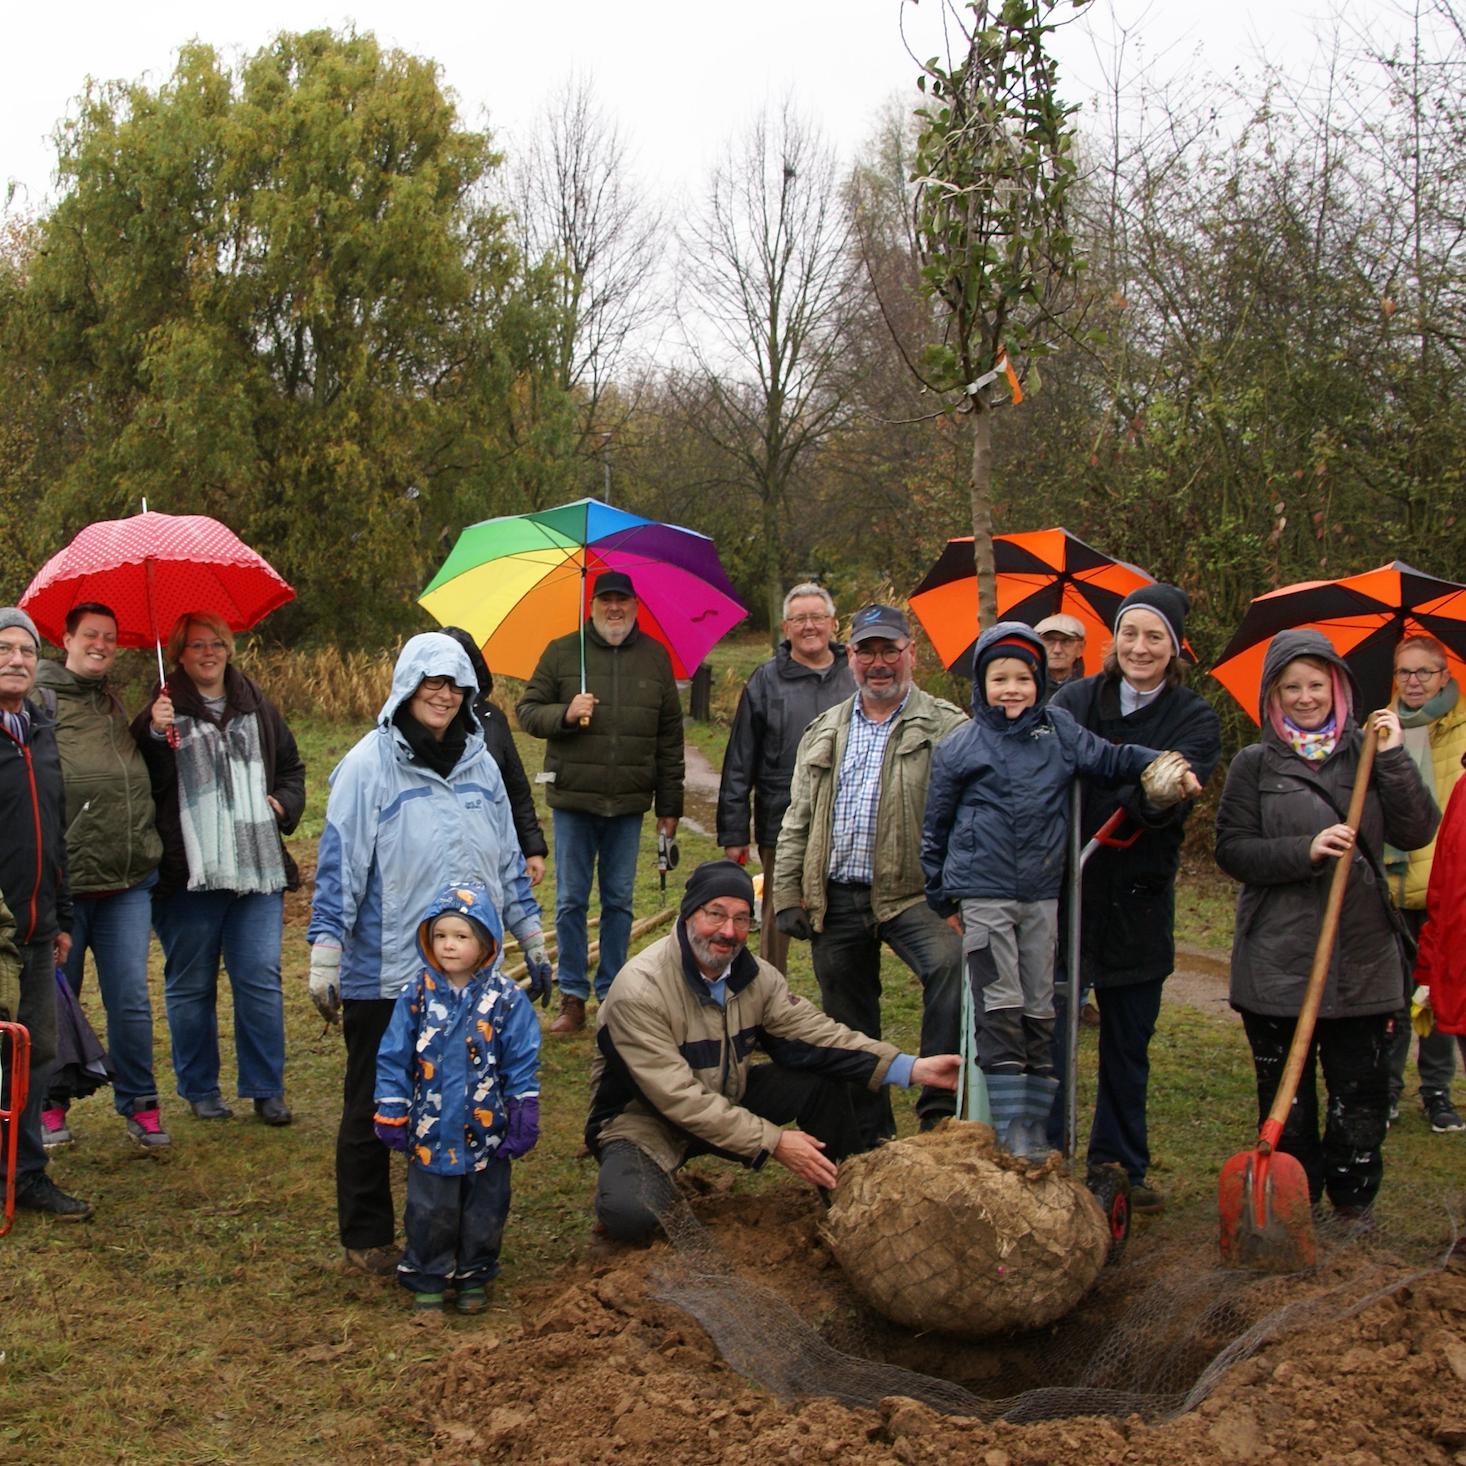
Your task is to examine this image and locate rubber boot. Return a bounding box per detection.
[984,1073,1027,1154]
[1012,1074,1060,1159]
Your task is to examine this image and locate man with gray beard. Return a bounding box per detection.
[518,571,685,1033]
[585,859,960,1243]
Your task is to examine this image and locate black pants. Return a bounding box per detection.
[336,997,397,1249]
[594,1062,864,1244]
[1240,1008,1391,1211]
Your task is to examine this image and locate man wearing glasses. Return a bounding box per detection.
[0,607,90,1219]
[1387,634,1466,1132]
[717,583,855,972]
[587,859,960,1243]
[772,604,968,1147]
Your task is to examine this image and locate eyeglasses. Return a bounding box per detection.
[852,642,909,664]
[0,641,37,661]
[786,613,832,627]
[418,676,463,693]
[185,640,229,654]
[698,906,752,932]
[1395,666,1446,683]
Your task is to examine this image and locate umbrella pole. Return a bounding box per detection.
[578,560,590,728]
[142,553,178,749]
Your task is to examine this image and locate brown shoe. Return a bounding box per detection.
[550,996,587,1034]
[344,1245,399,1275]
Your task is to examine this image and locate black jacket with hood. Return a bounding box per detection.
[1215,629,1438,1019]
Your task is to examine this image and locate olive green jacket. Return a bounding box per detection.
[516,623,684,819]
[34,660,162,894]
[773,688,968,930]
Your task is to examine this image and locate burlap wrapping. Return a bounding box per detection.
[821,1121,1110,1337]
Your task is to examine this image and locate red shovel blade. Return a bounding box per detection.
[1218,1146,1317,1271]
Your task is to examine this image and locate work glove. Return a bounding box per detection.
[1140,750,1195,810]
[1411,984,1435,1038]
[0,959,19,1025]
[776,907,813,942]
[374,1116,409,1152]
[499,1096,540,1160]
[522,934,553,1007]
[309,941,342,1025]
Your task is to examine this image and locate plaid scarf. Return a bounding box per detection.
[174,710,286,895]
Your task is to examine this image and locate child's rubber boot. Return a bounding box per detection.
[984,1073,1026,1155]
[455,1285,489,1316]
[1011,1074,1060,1159]
[412,1291,446,1314]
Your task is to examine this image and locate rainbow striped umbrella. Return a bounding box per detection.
[418,498,747,681]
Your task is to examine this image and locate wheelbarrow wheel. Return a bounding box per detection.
[1086,1163,1131,1264]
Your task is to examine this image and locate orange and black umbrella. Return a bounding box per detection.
[1211,561,1466,723]
[910,528,1155,675]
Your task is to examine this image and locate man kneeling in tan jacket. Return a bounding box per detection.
[586,859,960,1243]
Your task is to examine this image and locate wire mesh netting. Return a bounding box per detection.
[643,1125,1465,1426]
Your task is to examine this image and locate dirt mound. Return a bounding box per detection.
[408,1188,1466,1464]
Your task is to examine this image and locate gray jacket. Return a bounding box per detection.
[1215,630,1438,1019]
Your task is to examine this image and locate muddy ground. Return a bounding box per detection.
[406,1184,1466,1465]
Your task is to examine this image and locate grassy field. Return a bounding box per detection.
[2,642,1462,1463]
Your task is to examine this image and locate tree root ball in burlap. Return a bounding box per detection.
[821,1121,1110,1337]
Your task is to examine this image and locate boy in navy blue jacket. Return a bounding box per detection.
[374,880,541,1314]
[921,623,1199,1156]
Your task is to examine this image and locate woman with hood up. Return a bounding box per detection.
[308,633,551,1275]
[438,627,548,886]
[1215,628,1437,1217]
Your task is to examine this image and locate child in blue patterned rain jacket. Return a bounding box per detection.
[374,879,541,1314]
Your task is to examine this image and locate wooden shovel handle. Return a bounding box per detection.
[1260,718,1381,1144]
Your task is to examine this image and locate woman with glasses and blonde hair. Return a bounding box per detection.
[132,611,305,1126]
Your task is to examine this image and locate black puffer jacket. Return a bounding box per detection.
[1215,629,1438,1019]
[440,628,548,860]
[716,641,855,848]
[1050,667,1222,988]
[0,697,70,942]
[516,622,684,819]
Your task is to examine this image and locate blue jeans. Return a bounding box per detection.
[59,876,159,1114]
[153,889,286,1102]
[400,1160,512,1293]
[552,810,643,1001]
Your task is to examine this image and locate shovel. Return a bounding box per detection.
[1218,717,1381,1271]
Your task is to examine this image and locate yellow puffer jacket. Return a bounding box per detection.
[1394,696,1466,910]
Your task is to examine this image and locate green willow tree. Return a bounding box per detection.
[907,0,1085,629]
[7,29,574,641]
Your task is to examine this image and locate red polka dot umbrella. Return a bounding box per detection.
[20,510,294,656]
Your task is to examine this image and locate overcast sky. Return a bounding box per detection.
[2,0,1407,217]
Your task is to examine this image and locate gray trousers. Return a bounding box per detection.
[960,898,1058,1075]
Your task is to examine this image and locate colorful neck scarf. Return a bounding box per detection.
[1280,711,1338,762]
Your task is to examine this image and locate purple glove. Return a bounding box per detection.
[374,1118,409,1152]
[498,1096,540,1160]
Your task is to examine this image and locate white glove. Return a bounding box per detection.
[1140,750,1194,810]
[309,941,342,1025]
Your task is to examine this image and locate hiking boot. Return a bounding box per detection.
[15,1174,93,1221]
[550,995,586,1034]
[253,1096,293,1127]
[1129,1183,1165,1215]
[189,1095,234,1120]
[455,1285,489,1315]
[1425,1093,1465,1133]
[125,1101,171,1151]
[40,1107,73,1149]
[344,1245,399,1276]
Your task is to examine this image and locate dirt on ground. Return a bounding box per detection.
[405,1186,1466,1465]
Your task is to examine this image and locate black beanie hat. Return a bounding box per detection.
[1115,583,1190,656]
[679,859,756,922]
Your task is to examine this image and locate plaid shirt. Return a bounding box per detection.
[828,692,909,885]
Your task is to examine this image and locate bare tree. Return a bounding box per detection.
[511,76,664,482]
[676,101,859,639]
